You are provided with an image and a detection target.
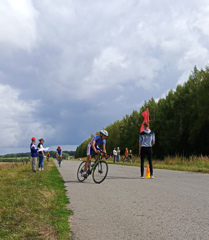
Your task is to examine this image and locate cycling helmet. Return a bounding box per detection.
[58,146,61,149]
[31,137,36,141]
[100,130,108,136]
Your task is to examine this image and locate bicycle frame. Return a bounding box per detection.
[88,155,101,174]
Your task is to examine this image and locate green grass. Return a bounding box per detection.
[0,161,72,239]
[153,155,209,173]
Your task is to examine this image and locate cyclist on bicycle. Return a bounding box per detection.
[46,152,50,162]
[56,146,62,163]
[82,130,108,178]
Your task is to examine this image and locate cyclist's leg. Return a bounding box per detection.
[84,143,92,173]
[84,155,91,173]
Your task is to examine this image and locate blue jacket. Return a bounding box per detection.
[30,142,39,157]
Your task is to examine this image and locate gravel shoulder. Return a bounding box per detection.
[56,160,209,240]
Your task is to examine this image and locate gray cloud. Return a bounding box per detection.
[0,0,209,151]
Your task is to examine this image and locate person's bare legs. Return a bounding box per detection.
[84,155,91,172]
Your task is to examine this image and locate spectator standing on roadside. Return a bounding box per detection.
[38,138,45,171]
[30,137,39,172]
[139,122,155,179]
[129,150,132,161]
[113,148,117,163]
[125,148,128,158]
[117,147,120,162]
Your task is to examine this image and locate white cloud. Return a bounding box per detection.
[0,84,55,147]
[194,6,209,36]
[0,0,38,51]
[177,43,209,85]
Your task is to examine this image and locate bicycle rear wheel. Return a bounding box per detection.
[77,161,87,182]
[92,161,108,184]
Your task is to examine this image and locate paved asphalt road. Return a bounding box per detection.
[56,160,209,240]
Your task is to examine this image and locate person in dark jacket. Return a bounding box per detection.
[30,137,39,172]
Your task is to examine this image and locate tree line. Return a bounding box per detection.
[0,151,76,159]
[75,65,209,159]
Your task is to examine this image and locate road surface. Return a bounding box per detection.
[56,160,209,240]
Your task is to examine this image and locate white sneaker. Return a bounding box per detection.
[140,176,144,179]
[150,175,154,179]
[39,168,41,171]
[82,172,87,178]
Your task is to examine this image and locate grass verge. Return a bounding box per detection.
[82,155,209,173]
[0,161,72,239]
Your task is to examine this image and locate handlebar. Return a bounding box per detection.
[99,150,111,156]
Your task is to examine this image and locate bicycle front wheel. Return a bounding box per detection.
[92,161,108,184]
[77,161,87,182]
[58,157,61,167]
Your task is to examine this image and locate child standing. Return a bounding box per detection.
[30,137,39,172]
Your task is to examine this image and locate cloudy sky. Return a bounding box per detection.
[0,0,209,154]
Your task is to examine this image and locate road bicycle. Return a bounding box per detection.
[123,155,135,164]
[57,155,62,167]
[77,151,109,184]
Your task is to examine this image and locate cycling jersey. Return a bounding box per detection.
[90,135,106,146]
[57,149,62,155]
[87,135,106,156]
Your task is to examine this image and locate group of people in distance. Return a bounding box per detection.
[113,147,133,163]
[83,122,155,179]
[113,147,121,162]
[30,137,63,172]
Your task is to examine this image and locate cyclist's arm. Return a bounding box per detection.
[102,145,106,154]
[92,141,100,154]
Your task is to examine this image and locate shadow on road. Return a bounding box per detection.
[64,176,140,184]
[106,176,140,180]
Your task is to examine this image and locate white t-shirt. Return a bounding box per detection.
[113,150,117,156]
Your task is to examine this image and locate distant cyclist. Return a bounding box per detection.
[46,152,50,162]
[82,130,108,178]
[56,146,62,163]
